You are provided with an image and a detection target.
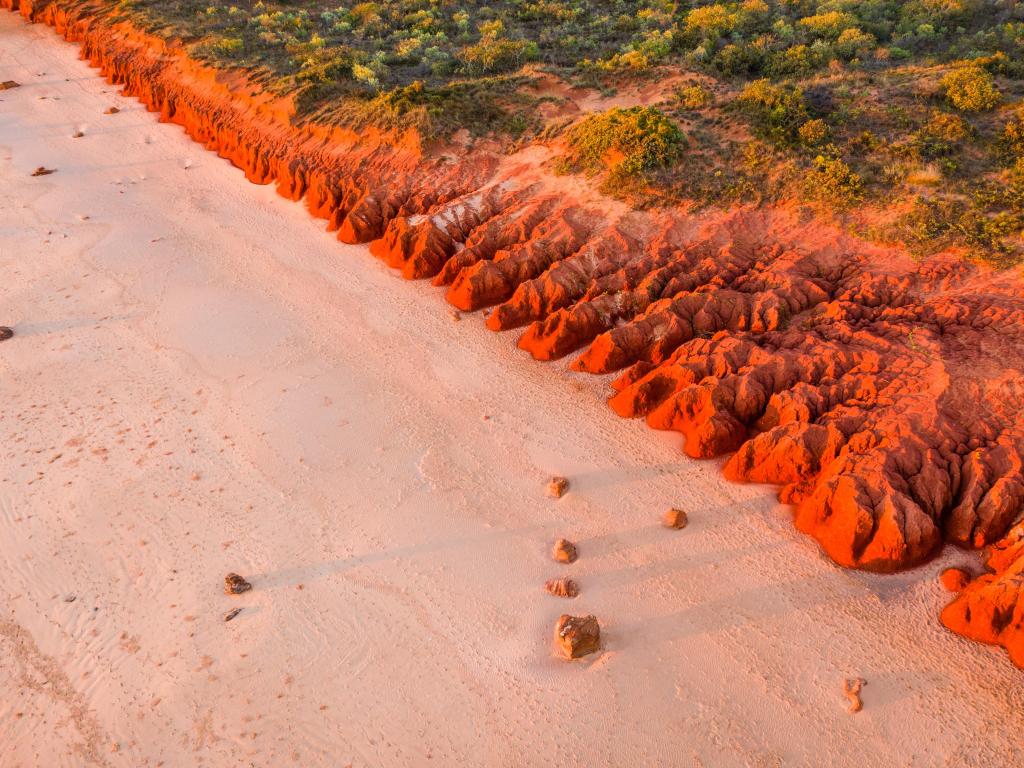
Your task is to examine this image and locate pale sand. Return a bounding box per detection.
[1,13,1022,768]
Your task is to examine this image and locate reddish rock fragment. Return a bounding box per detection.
[547,476,569,498]
[544,578,579,598]
[552,538,577,564]
[224,573,252,595]
[104,106,119,114]
[843,678,865,713]
[554,614,601,659]
[1,80,20,90]
[0,327,12,341]
[31,166,55,176]
[663,508,688,529]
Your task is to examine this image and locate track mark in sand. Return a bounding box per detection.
[0,618,114,767]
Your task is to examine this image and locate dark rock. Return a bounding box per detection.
[224,573,252,595]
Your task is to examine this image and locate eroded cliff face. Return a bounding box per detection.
[7,0,1024,667]
[942,523,1024,667]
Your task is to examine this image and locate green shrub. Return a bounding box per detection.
[1002,108,1024,160]
[942,65,1000,111]
[835,27,875,60]
[684,4,735,39]
[767,44,823,77]
[797,11,857,41]
[736,79,808,145]
[677,84,713,110]
[913,110,970,159]
[798,119,829,146]
[808,153,863,204]
[460,37,538,75]
[560,106,686,181]
[211,36,244,57]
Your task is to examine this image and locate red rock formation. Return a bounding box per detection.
[9,0,1024,668]
[942,522,1024,667]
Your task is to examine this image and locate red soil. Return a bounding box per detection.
[8,0,1024,667]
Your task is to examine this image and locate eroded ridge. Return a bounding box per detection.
[389,194,1024,574]
[376,190,1024,667]
[7,0,1024,667]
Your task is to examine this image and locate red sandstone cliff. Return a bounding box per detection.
[6,0,1024,668]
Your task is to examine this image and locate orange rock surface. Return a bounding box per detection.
[941,523,1024,667]
[8,0,1024,667]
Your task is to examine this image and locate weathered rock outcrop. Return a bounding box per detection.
[942,522,1024,667]
[8,0,1024,667]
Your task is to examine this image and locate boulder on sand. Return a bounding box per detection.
[663,508,688,529]
[554,614,600,659]
[547,476,569,498]
[224,573,252,595]
[551,538,577,563]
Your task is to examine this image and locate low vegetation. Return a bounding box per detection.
[558,106,685,195]
[106,0,1024,264]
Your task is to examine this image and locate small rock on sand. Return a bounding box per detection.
[72,130,84,138]
[0,327,13,342]
[555,614,601,659]
[940,567,971,592]
[663,508,688,529]
[1,80,20,90]
[545,578,579,598]
[843,678,865,713]
[224,607,243,622]
[224,573,252,595]
[31,166,55,177]
[552,538,577,564]
[104,106,120,114]
[547,476,569,498]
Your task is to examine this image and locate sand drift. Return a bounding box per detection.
[6,0,1023,668]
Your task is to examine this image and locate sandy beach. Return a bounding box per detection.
[2,12,1023,767]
